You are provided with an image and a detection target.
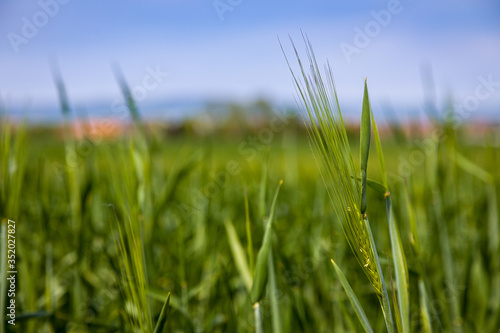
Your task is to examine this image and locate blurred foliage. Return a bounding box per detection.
[0,109,499,332]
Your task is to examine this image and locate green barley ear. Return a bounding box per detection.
[284,36,394,332]
[113,209,154,332]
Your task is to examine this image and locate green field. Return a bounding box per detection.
[1,53,500,333]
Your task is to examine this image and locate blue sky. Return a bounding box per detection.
[1,0,499,121]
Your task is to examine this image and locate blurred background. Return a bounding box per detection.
[2,2,500,332]
[1,0,499,123]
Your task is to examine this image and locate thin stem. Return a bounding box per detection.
[254,302,263,333]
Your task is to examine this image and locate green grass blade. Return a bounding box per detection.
[351,175,386,197]
[386,197,410,333]
[360,78,371,214]
[366,178,387,197]
[360,84,396,333]
[148,289,189,321]
[487,184,499,258]
[372,108,409,332]
[330,259,374,333]
[251,180,283,304]
[244,186,255,276]
[486,184,500,328]
[258,160,268,218]
[154,149,203,222]
[268,251,282,333]
[0,121,10,213]
[50,59,71,120]
[389,266,403,333]
[364,217,395,333]
[418,279,433,333]
[452,151,493,184]
[153,292,171,333]
[111,62,142,125]
[451,151,499,321]
[403,183,420,255]
[51,63,85,322]
[431,188,462,331]
[224,220,252,292]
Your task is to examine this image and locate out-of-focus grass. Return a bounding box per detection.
[0,59,499,332]
[0,114,498,332]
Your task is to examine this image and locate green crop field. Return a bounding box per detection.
[1,42,499,333]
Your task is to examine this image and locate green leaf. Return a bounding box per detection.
[148,289,194,327]
[452,151,493,184]
[431,188,462,329]
[418,279,433,333]
[360,78,372,214]
[112,62,142,125]
[371,108,408,332]
[268,251,282,333]
[50,59,71,119]
[153,292,171,333]
[366,179,386,197]
[487,184,499,262]
[403,182,420,255]
[258,159,268,218]
[330,259,374,333]
[224,220,252,292]
[364,217,395,333]
[244,186,255,276]
[351,176,386,197]
[251,180,283,304]
[386,197,410,333]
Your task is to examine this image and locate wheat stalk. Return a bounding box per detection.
[283,36,394,332]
